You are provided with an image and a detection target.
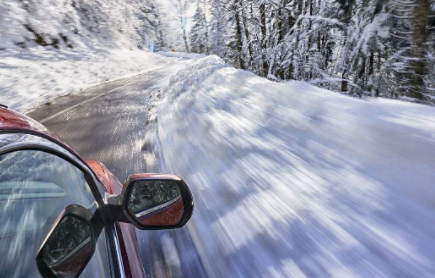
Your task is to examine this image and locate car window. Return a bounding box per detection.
[0,148,111,278]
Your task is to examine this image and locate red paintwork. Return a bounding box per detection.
[138,197,184,226]
[116,223,146,278]
[0,108,81,158]
[87,160,146,278]
[0,107,145,278]
[86,160,123,195]
[0,107,47,132]
[125,173,185,226]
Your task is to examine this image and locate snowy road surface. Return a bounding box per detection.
[28,58,207,278]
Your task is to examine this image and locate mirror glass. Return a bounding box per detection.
[127,180,184,226]
[39,215,92,278]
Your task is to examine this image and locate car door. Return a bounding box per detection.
[0,133,116,278]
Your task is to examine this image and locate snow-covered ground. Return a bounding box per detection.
[0,48,169,112]
[2,46,435,277]
[151,56,435,277]
[159,51,207,59]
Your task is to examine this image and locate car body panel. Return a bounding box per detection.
[0,107,47,132]
[116,223,147,278]
[0,107,145,278]
[87,160,122,195]
[87,160,146,278]
[0,108,83,159]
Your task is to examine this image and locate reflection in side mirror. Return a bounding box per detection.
[36,205,96,278]
[127,179,184,226]
[109,174,194,230]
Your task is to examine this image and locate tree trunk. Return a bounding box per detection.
[289,0,303,79]
[409,0,430,100]
[273,4,283,78]
[341,36,349,93]
[357,56,366,81]
[306,0,313,80]
[182,23,189,53]
[242,4,253,68]
[234,0,245,69]
[368,51,375,95]
[260,3,268,76]
[341,78,348,92]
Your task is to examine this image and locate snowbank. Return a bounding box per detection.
[154,56,435,277]
[158,52,207,59]
[0,48,167,112]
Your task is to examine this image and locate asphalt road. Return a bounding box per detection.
[28,60,207,278]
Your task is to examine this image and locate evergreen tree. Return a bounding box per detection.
[202,0,435,104]
[209,0,226,57]
[175,0,191,52]
[190,6,208,53]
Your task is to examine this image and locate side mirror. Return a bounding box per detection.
[109,174,194,230]
[36,204,100,278]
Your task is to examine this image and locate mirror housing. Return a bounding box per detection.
[36,204,100,278]
[108,174,194,230]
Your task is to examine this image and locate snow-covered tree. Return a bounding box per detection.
[201,0,435,104]
[190,5,209,53]
[174,0,191,52]
[0,0,158,50]
[2,0,434,104]
[136,0,167,51]
[209,0,227,57]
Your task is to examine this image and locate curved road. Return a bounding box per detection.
[28,59,207,278]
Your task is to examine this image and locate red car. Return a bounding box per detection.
[0,106,194,278]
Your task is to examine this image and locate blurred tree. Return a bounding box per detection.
[190,5,208,53]
[202,0,435,104]
[175,0,191,52]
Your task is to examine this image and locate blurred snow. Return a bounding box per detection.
[159,52,207,59]
[0,0,142,50]
[0,48,167,112]
[152,56,435,277]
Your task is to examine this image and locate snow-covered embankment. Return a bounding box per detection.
[0,49,167,113]
[153,56,435,277]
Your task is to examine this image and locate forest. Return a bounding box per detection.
[180,0,435,103]
[1,0,434,104]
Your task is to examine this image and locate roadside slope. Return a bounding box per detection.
[0,49,166,113]
[152,56,435,277]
